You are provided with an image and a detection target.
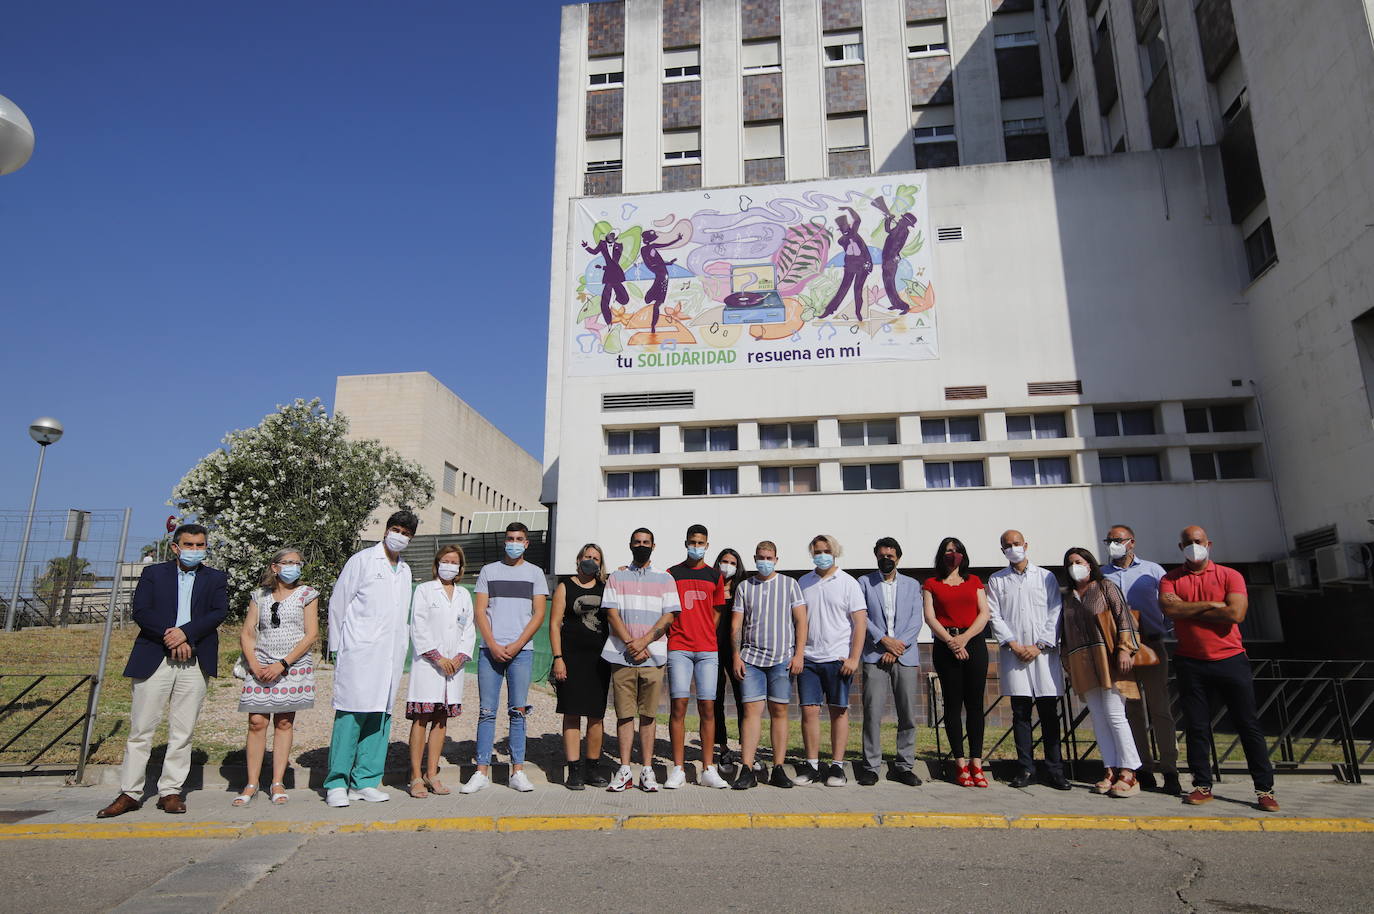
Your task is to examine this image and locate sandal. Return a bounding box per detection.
[269,782,289,805]
[1092,769,1115,794]
[231,784,258,807]
[971,764,989,789]
[424,774,451,796]
[408,777,429,799]
[955,763,974,788]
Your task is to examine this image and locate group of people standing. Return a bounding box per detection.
[95,514,1281,818]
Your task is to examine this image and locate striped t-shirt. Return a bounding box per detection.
[733,573,806,668]
[601,564,680,668]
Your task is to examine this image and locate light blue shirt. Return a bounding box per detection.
[176,566,196,628]
[1101,557,1168,638]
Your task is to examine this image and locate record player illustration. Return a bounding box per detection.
[720,263,785,324]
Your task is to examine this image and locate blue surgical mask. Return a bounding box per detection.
[505,541,527,559]
[178,549,206,568]
[686,545,707,561]
[812,553,834,570]
[277,565,302,584]
[755,559,775,576]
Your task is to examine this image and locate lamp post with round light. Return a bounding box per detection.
[5,418,64,632]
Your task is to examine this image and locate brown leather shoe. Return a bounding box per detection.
[96,794,141,819]
[156,794,187,814]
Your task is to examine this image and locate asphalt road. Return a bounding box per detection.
[3,829,1371,913]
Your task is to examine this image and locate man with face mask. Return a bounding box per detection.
[1160,526,1278,811]
[986,530,1069,790]
[1100,524,1179,795]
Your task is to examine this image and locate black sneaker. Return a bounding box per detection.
[731,764,758,790]
[1137,769,1158,791]
[1161,772,1182,797]
[824,763,847,787]
[565,761,585,791]
[768,765,794,788]
[855,766,879,786]
[888,768,922,787]
[790,762,821,786]
[716,748,737,771]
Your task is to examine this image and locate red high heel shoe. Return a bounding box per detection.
[971,764,989,788]
[956,763,974,787]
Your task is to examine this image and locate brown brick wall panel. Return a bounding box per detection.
[908,56,954,106]
[663,0,700,48]
[742,72,784,121]
[825,65,868,114]
[996,45,1044,99]
[662,164,702,190]
[586,88,624,136]
[905,0,947,21]
[588,1,625,57]
[662,80,702,129]
[823,0,864,30]
[914,141,959,169]
[744,157,786,184]
[828,148,870,177]
[584,170,623,196]
[742,0,781,39]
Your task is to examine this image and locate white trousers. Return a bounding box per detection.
[1083,687,1142,771]
[119,657,208,798]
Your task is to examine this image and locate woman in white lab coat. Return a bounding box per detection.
[405,544,476,797]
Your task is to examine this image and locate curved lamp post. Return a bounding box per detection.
[5,418,64,631]
[0,94,36,176]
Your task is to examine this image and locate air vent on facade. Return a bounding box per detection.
[1027,380,1083,396]
[601,390,695,411]
[1293,525,1339,557]
[936,226,963,242]
[944,385,988,400]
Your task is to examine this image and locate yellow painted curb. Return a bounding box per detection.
[623,813,753,830]
[882,813,1010,829]
[1012,815,1139,830]
[1129,816,1264,832]
[495,815,617,832]
[0,821,245,841]
[1259,817,1374,833]
[350,816,498,834]
[750,813,823,829]
[811,812,881,828]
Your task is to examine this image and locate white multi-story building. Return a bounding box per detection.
[542,0,1374,650]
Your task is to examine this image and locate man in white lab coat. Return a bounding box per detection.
[985,529,1070,790]
[323,510,418,807]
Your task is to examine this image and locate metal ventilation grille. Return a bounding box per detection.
[936,226,963,242]
[1027,380,1083,396]
[601,390,695,411]
[1293,525,1338,556]
[944,385,988,400]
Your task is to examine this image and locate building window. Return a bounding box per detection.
[925,460,986,488]
[440,509,455,535]
[683,425,738,452]
[1191,449,1255,480]
[1011,456,1072,486]
[995,31,1038,49]
[920,416,981,443]
[906,20,949,57]
[607,470,660,498]
[586,134,623,173]
[842,463,901,491]
[742,38,782,74]
[1099,453,1163,483]
[588,55,625,88]
[1093,408,1156,436]
[664,46,701,81]
[1006,413,1067,439]
[1185,404,1247,433]
[443,463,458,495]
[682,467,739,496]
[914,124,956,143]
[1353,307,1374,421]
[839,418,898,446]
[823,30,864,65]
[607,428,660,455]
[761,465,819,494]
[1003,116,1046,136]
[1244,219,1277,279]
[744,120,784,161]
[663,128,701,165]
[826,113,868,152]
[759,422,817,449]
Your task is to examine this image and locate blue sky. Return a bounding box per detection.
[2,1,568,554]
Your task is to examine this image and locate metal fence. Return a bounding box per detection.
[0,508,133,630]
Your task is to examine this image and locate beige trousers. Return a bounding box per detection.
[119,657,208,798]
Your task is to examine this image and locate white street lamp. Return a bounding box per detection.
[5,417,64,631]
[0,94,36,176]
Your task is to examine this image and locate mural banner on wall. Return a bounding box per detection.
[567,172,936,376]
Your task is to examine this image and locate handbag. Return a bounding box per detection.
[1093,606,1159,667]
[231,654,249,679]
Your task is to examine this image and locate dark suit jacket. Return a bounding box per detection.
[123,560,229,679]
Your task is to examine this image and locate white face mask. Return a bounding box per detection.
[1068,563,1091,583]
[1003,545,1027,564]
[718,562,737,579]
[1183,543,1209,563]
[384,531,411,553]
[437,563,461,581]
[1107,541,1129,560]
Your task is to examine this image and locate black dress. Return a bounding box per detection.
[553,575,612,717]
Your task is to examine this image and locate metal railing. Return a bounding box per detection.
[0,673,96,777]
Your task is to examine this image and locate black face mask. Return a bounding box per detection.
[630,545,653,565]
[877,557,897,575]
[577,559,600,577]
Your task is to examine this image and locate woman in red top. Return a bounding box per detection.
[922,536,991,787]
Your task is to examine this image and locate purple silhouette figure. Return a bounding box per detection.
[582,232,629,325]
[640,229,683,333]
[819,206,872,321]
[874,197,918,314]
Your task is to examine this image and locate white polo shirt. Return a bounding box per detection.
[798,568,866,662]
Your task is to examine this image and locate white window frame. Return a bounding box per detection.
[1190,449,1256,481]
[823,30,865,66]
[826,113,869,152]
[839,418,899,447]
[920,415,982,443]
[994,30,1038,49]
[742,37,782,74]
[606,469,661,499]
[1006,412,1068,440]
[913,124,956,143]
[760,464,820,494]
[841,462,902,491]
[759,421,817,449]
[1098,453,1164,483]
[923,460,987,489]
[663,47,701,83]
[1010,456,1074,486]
[1003,116,1047,136]
[906,20,950,58]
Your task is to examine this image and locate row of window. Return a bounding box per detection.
[605,449,1257,498]
[606,405,1249,454]
[441,462,524,513]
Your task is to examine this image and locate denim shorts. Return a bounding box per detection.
[741,661,791,704]
[797,658,852,708]
[667,650,719,699]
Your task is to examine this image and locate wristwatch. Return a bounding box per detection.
[553,654,563,660]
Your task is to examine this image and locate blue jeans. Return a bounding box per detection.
[476,648,533,765]
[667,650,719,699]
[741,661,791,704]
[797,658,851,708]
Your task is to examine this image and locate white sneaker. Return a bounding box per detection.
[348,787,390,803]
[639,767,660,792]
[607,765,633,792]
[664,765,686,789]
[460,771,490,794]
[325,787,350,808]
[509,770,534,792]
[700,766,731,789]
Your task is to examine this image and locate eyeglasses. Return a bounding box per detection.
[1103,538,1132,545]
[269,602,281,628]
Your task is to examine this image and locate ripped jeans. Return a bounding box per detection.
[476,648,533,765]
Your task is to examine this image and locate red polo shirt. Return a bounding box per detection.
[1160,562,1248,661]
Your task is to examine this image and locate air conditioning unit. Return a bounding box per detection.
[1272,557,1314,592]
[1314,543,1370,585]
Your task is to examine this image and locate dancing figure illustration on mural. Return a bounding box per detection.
[873,196,918,314]
[582,232,630,325]
[819,206,873,321]
[639,229,683,333]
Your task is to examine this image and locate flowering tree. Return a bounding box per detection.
[171,398,434,618]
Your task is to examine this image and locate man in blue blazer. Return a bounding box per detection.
[97,523,228,817]
[856,537,924,787]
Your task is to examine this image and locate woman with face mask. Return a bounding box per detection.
[549,544,612,789]
[404,545,476,798]
[1061,547,1143,798]
[234,548,319,807]
[711,548,748,767]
